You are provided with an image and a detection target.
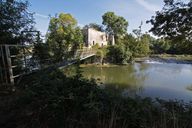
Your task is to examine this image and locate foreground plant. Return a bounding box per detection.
[0,68,192,128]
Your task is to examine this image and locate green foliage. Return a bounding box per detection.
[137,34,151,56]
[0,0,36,81]
[96,50,104,58]
[96,49,104,64]
[46,13,83,62]
[131,23,150,56]
[83,23,104,32]
[91,44,108,64]
[102,12,128,40]
[104,19,151,61]
[169,40,192,54]
[1,69,192,128]
[132,21,143,39]
[148,0,192,54]
[107,44,132,64]
[4,69,106,128]
[33,43,51,65]
[106,32,152,64]
[151,39,171,54]
[0,0,35,44]
[92,43,100,49]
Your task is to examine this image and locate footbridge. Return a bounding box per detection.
[0,44,96,86]
[54,48,96,68]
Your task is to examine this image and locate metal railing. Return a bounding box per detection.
[0,45,96,86]
[0,44,37,86]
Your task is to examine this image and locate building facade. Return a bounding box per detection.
[84,28,115,47]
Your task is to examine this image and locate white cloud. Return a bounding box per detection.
[135,0,161,12]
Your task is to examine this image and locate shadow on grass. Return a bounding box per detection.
[0,68,192,128]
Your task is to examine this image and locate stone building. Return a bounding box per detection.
[84,28,115,47]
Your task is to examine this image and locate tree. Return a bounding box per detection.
[107,44,132,64]
[102,12,128,42]
[147,0,192,54]
[83,23,104,32]
[33,42,51,65]
[150,38,171,54]
[46,13,83,62]
[132,21,143,40]
[0,0,36,84]
[96,50,104,64]
[0,0,35,44]
[138,34,151,56]
[121,33,150,57]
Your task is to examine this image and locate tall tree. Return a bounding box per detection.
[0,0,35,44]
[133,21,143,40]
[47,13,83,62]
[83,23,104,32]
[147,0,192,54]
[102,12,128,41]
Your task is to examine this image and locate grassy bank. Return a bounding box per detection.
[80,64,120,68]
[150,54,192,61]
[0,68,192,128]
[134,54,192,63]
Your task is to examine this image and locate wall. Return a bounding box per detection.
[84,28,115,48]
[87,28,108,47]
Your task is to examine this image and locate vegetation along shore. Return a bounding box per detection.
[1,0,192,128]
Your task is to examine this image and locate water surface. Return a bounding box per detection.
[82,63,192,102]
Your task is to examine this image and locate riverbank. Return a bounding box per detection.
[151,54,192,61]
[135,54,192,64]
[1,69,192,128]
[80,63,119,68]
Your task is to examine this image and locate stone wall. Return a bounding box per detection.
[84,28,115,47]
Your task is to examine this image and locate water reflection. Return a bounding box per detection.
[82,63,192,101]
[83,64,149,98]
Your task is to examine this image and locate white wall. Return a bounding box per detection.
[88,28,108,47]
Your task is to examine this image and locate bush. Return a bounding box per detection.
[107,44,132,64]
[33,43,51,65]
[96,50,104,64]
[1,69,192,128]
[92,43,100,49]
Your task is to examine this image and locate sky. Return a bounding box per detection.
[28,0,164,36]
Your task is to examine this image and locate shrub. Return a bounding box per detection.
[0,68,192,128]
[107,44,132,64]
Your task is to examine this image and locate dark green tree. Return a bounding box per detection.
[102,12,128,42]
[132,21,143,40]
[121,33,150,57]
[147,0,192,54]
[46,13,83,62]
[0,0,35,44]
[83,23,104,32]
[107,44,132,64]
[150,38,171,54]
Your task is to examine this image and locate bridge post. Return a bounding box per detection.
[5,45,14,85]
[0,45,14,86]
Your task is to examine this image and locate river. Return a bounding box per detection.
[81,62,192,102]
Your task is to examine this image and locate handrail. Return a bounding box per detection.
[0,44,96,86]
